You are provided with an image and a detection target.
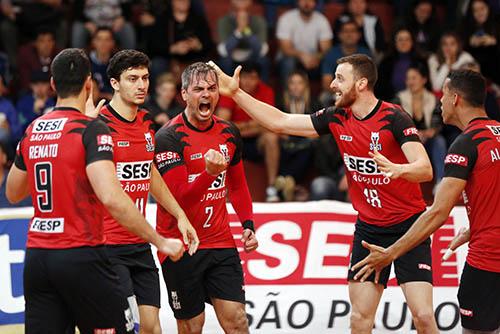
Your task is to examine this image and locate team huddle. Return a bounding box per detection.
[6,48,500,334]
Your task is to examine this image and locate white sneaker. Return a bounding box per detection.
[266,186,280,202]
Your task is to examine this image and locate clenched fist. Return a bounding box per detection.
[157,237,184,262]
[204,149,227,176]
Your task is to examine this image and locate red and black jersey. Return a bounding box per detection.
[444,117,500,273]
[311,100,426,226]
[99,104,155,245]
[14,107,114,249]
[154,112,253,263]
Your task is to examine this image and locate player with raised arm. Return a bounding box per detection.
[210,54,439,333]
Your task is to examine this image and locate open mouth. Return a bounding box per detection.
[199,102,211,114]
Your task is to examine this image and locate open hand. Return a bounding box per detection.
[369,147,402,179]
[207,61,240,98]
[351,240,393,284]
[177,214,199,255]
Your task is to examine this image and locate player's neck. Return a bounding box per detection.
[350,92,379,119]
[55,94,86,114]
[457,107,488,130]
[109,97,138,121]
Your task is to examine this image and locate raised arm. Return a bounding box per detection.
[209,61,319,138]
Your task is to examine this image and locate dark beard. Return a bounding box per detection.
[335,85,357,108]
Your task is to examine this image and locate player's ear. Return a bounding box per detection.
[50,77,56,92]
[110,77,120,92]
[358,78,368,91]
[181,88,187,101]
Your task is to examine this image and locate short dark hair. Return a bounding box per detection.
[240,61,261,76]
[181,62,218,90]
[51,48,91,98]
[447,70,486,108]
[107,50,150,81]
[337,54,377,90]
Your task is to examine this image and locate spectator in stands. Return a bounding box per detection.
[333,0,386,58]
[0,74,20,146]
[0,51,11,86]
[0,0,65,69]
[216,0,270,82]
[460,61,500,121]
[310,135,348,201]
[0,141,31,208]
[16,71,55,133]
[399,0,440,57]
[376,27,427,101]
[89,27,116,101]
[320,19,371,106]
[143,73,183,131]
[216,62,280,202]
[276,0,332,84]
[461,0,500,85]
[428,32,475,94]
[275,70,320,201]
[393,64,446,186]
[71,0,136,49]
[17,29,59,93]
[145,0,213,85]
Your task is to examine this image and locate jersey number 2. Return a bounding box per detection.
[203,206,213,228]
[34,162,53,212]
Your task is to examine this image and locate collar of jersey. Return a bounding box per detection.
[52,106,81,113]
[182,111,215,132]
[352,99,382,121]
[107,103,136,124]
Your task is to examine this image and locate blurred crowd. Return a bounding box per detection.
[0,0,499,205]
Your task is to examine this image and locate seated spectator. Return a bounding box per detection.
[0,141,31,207]
[461,0,500,85]
[143,73,183,131]
[216,62,280,202]
[393,64,446,186]
[320,19,371,106]
[376,27,427,101]
[460,61,500,121]
[145,0,213,85]
[398,0,440,57]
[428,32,475,94]
[275,70,320,201]
[216,0,270,82]
[17,71,55,132]
[333,0,386,58]
[0,0,64,69]
[310,134,348,201]
[89,27,116,101]
[17,29,60,93]
[276,0,332,84]
[0,74,21,147]
[71,0,136,49]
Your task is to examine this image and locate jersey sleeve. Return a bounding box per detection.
[310,107,333,136]
[227,160,253,223]
[14,134,27,170]
[391,108,421,146]
[444,133,477,180]
[154,128,185,175]
[229,123,243,166]
[82,119,114,165]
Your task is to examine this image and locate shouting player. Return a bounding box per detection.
[210,54,439,333]
[6,49,184,334]
[98,49,199,334]
[154,62,258,334]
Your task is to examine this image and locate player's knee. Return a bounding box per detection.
[220,309,249,334]
[412,309,436,330]
[350,310,373,332]
[139,321,161,334]
[178,321,203,334]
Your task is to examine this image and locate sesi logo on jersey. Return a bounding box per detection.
[116,161,152,181]
[444,154,468,166]
[97,134,114,152]
[32,118,68,133]
[344,153,383,175]
[208,171,226,190]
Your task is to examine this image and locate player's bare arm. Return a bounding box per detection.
[369,141,433,182]
[6,164,30,203]
[86,159,185,261]
[150,165,199,255]
[351,176,466,283]
[208,61,319,138]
